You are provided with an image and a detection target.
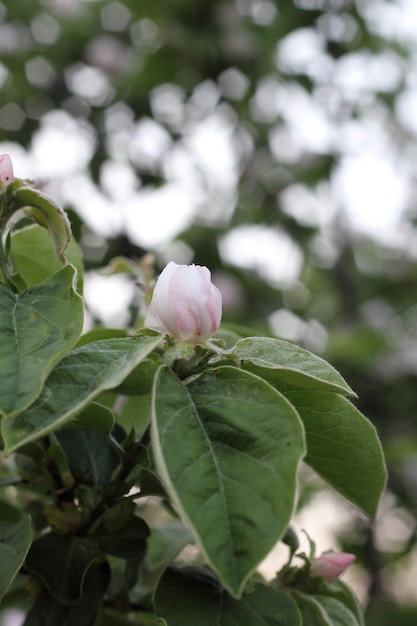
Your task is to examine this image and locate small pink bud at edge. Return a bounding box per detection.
[0,154,14,188]
[310,552,356,580]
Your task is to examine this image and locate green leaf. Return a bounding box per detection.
[95,608,141,626]
[0,500,33,600]
[137,467,168,498]
[151,366,305,597]
[232,337,355,396]
[319,581,364,626]
[23,560,110,626]
[290,591,332,626]
[155,565,302,626]
[284,391,387,518]
[95,516,149,559]
[56,427,121,488]
[76,327,128,347]
[213,327,247,348]
[292,591,361,626]
[139,519,193,600]
[10,224,84,293]
[0,265,83,417]
[70,402,114,435]
[315,595,360,626]
[100,499,136,530]
[114,394,152,441]
[25,533,103,605]
[114,354,161,396]
[2,335,162,453]
[12,184,72,263]
[145,520,193,572]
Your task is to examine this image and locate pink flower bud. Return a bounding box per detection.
[310,552,356,580]
[145,261,222,343]
[0,154,14,188]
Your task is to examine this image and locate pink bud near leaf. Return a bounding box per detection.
[310,552,356,580]
[0,154,14,188]
[145,261,222,343]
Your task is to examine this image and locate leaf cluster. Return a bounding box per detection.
[0,184,386,625]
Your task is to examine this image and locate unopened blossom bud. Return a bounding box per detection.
[0,154,14,188]
[310,552,356,580]
[145,261,222,343]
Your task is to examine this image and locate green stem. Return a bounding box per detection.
[0,233,15,290]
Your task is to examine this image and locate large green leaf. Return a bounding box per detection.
[9,184,72,263]
[319,581,364,626]
[2,335,162,453]
[23,560,110,626]
[95,516,150,559]
[316,596,360,626]
[284,391,386,518]
[56,427,122,488]
[145,520,193,572]
[114,353,161,396]
[155,565,301,626]
[25,533,103,605]
[0,500,33,601]
[0,265,83,417]
[291,591,361,626]
[11,224,84,293]
[75,327,128,347]
[70,402,114,436]
[151,366,305,597]
[290,592,332,626]
[232,337,355,396]
[140,519,194,594]
[113,394,153,441]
